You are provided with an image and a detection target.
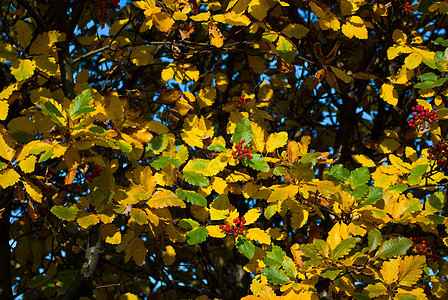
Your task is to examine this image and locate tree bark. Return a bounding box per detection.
[0,188,13,299]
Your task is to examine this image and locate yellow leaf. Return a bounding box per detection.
[100,224,122,244]
[0,168,20,188]
[123,293,139,300]
[153,12,175,32]
[212,177,228,194]
[23,179,42,203]
[378,138,400,154]
[130,46,155,66]
[329,66,351,83]
[266,132,288,153]
[18,155,36,174]
[398,255,426,287]
[148,189,186,208]
[389,154,411,173]
[203,153,230,176]
[11,59,36,81]
[161,64,175,82]
[393,29,407,45]
[14,20,33,48]
[162,245,176,265]
[246,228,271,244]
[341,16,368,39]
[243,208,261,225]
[251,122,266,153]
[248,0,274,21]
[0,41,17,62]
[173,12,188,21]
[215,72,229,92]
[209,194,232,220]
[281,23,309,39]
[298,135,311,155]
[379,83,398,106]
[380,258,400,285]
[209,22,225,48]
[29,31,66,55]
[131,238,148,266]
[207,225,226,238]
[197,86,216,109]
[404,52,422,69]
[77,214,100,229]
[291,210,308,229]
[327,223,342,250]
[352,154,375,167]
[191,11,211,22]
[0,131,15,161]
[181,114,214,148]
[213,11,251,26]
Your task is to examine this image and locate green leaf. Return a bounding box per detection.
[261,266,290,285]
[50,205,78,221]
[362,186,383,206]
[396,294,418,300]
[207,143,227,152]
[146,134,169,155]
[388,184,408,193]
[332,237,360,258]
[418,72,438,82]
[0,162,7,171]
[38,149,52,163]
[427,191,445,213]
[299,244,319,260]
[349,167,370,189]
[300,152,320,164]
[150,156,180,170]
[432,37,448,46]
[118,140,133,153]
[42,102,64,126]
[183,171,209,187]
[351,185,369,201]
[186,226,208,245]
[89,125,108,134]
[69,89,95,119]
[236,236,255,259]
[368,228,382,252]
[328,164,350,182]
[364,283,387,297]
[264,245,286,268]
[178,218,200,230]
[276,36,296,63]
[233,118,253,145]
[246,154,269,172]
[273,167,288,176]
[375,237,412,259]
[408,164,428,185]
[282,256,297,278]
[322,269,341,280]
[176,189,207,206]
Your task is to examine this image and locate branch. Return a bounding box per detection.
[0,188,13,299]
[61,225,102,300]
[15,0,49,31]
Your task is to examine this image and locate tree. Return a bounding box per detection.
[1,0,448,298]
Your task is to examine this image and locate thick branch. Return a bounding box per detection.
[0,188,13,300]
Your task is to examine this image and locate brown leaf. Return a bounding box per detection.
[179,23,194,40]
[65,167,77,185]
[0,208,4,218]
[276,58,295,75]
[324,70,341,93]
[324,41,341,64]
[313,69,326,87]
[313,43,326,63]
[286,141,299,164]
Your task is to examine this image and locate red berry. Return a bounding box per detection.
[241,139,245,144]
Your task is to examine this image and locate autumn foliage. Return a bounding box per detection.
[2,0,448,299]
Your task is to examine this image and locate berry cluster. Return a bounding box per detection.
[219,217,246,237]
[98,0,120,10]
[232,139,253,160]
[87,165,103,182]
[409,237,440,261]
[403,2,413,13]
[428,140,448,169]
[408,105,437,129]
[238,96,251,105]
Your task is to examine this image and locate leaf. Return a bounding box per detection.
[332,237,360,258]
[183,171,209,187]
[42,101,64,126]
[282,23,309,39]
[0,132,15,161]
[236,236,255,259]
[349,167,370,189]
[162,245,176,266]
[276,36,297,63]
[186,226,208,245]
[398,255,426,287]
[379,83,398,106]
[176,189,207,206]
[24,180,42,203]
[266,132,288,153]
[264,245,286,268]
[233,118,253,145]
[11,59,36,81]
[18,155,36,173]
[0,168,21,188]
[247,154,269,172]
[363,186,383,206]
[243,208,261,225]
[178,218,200,230]
[368,228,382,252]
[130,208,149,225]
[50,205,78,221]
[0,100,8,121]
[408,164,428,185]
[364,283,387,297]
[328,164,350,182]
[118,140,133,153]
[77,214,100,229]
[150,156,180,170]
[208,143,227,152]
[380,258,400,285]
[261,267,290,285]
[341,16,368,39]
[352,154,375,167]
[246,228,271,244]
[404,53,422,69]
[131,238,147,266]
[69,89,95,119]
[376,237,413,259]
[322,269,341,280]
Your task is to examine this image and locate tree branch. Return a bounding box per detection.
[0,188,13,299]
